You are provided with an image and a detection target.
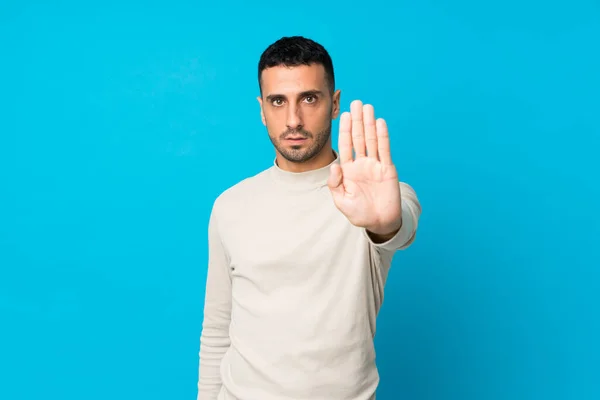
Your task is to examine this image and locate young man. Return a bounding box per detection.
[197,36,421,400]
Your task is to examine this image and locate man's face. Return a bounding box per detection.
[258,64,340,164]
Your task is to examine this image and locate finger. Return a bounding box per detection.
[351,100,366,158]
[376,118,392,165]
[363,104,378,160]
[338,112,353,164]
[327,163,344,192]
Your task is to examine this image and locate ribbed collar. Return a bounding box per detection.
[269,150,340,191]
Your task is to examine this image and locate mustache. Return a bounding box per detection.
[281,129,313,139]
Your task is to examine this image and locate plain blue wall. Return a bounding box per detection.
[1,1,598,399]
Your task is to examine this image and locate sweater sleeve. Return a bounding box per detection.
[362,182,421,315]
[197,203,232,400]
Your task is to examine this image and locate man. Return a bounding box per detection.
[197,36,421,400]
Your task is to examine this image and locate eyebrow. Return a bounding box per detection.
[265,90,324,102]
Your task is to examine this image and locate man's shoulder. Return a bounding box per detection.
[212,167,273,212]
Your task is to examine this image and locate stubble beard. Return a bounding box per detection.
[271,124,331,163]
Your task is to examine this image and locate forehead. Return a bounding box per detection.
[260,64,327,96]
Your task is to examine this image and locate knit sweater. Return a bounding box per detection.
[197,151,421,400]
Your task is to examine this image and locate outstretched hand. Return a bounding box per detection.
[327,100,403,237]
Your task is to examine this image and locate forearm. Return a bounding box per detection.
[197,203,232,399]
[197,325,230,399]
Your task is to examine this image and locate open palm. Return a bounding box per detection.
[327,100,403,236]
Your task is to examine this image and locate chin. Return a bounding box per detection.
[282,148,325,164]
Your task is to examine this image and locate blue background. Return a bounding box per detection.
[1,1,599,399]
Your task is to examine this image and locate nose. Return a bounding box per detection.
[286,104,303,130]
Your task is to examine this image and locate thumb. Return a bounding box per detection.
[327,163,344,194]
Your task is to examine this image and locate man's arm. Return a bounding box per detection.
[197,203,232,400]
[365,181,421,251]
[362,182,421,314]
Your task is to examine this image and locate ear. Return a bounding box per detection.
[257,96,266,126]
[331,89,341,120]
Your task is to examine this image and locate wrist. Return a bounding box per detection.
[366,217,403,243]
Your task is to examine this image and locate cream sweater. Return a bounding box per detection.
[197,152,421,400]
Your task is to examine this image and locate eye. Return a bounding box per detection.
[304,95,316,103]
[271,98,284,106]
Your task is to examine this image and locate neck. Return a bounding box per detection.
[275,143,336,173]
[270,148,340,192]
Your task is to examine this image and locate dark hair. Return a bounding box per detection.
[258,36,335,95]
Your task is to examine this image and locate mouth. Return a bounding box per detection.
[284,136,308,141]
